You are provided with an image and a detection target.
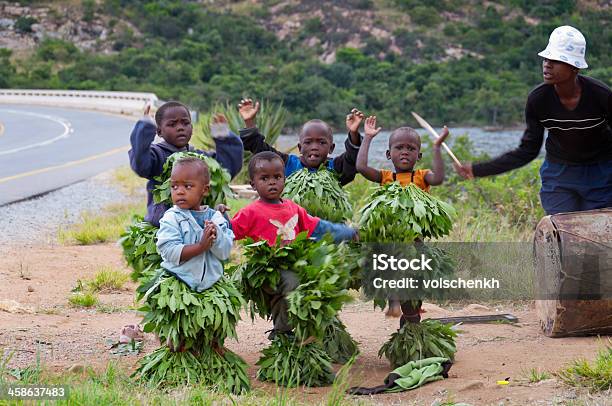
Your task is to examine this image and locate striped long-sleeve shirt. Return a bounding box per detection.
[473,75,612,177]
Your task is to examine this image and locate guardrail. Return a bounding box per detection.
[0,89,159,116]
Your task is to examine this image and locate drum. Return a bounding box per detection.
[534,208,612,337]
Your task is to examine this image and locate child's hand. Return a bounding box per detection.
[433,126,449,148]
[143,104,155,124]
[210,113,230,139]
[199,221,217,251]
[364,116,382,138]
[215,204,229,214]
[238,98,259,127]
[346,108,365,136]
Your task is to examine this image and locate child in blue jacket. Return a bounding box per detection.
[129,101,243,227]
[156,156,234,292]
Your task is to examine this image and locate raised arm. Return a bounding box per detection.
[461,100,544,178]
[355,116,383,183]
[238,98,289,162]
[346,107,364,147]
[332,108,364,185]
[424,126,449,186]
[128,107,161,178]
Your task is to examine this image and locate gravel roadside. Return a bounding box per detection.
[0,170,135,246]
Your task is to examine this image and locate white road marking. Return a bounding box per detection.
[0,109,72,156]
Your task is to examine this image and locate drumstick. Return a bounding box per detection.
[411,112,463,167]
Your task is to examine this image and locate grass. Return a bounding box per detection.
[113,165,146,197]
[87,266,130,293]
[66,266,130,310]
[521,367,551,383]
[68,291,99,308]
[0,359,360,405]
[58,202,145,245]
[558,343,612,392]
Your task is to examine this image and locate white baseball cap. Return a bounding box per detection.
[538,25,588,69]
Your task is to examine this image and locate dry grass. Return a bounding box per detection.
[58,202,145,245]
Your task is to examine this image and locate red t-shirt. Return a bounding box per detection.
[231,199,320,246]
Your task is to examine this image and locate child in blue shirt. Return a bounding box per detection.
[237,98,364,186]
[156,156,234,292]
[129,102,243,227]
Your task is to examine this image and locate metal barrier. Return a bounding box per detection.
[0,89,159,116]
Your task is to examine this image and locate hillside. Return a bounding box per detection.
[1,0,611,129]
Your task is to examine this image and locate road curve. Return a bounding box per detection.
[0,105,136,206]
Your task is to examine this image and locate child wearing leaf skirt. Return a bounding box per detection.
[356,116,449,324]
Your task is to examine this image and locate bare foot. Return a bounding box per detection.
[385,300,402,318]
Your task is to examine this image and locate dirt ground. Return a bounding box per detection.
[0,243,609,405]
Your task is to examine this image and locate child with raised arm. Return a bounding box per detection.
[356,116,449,321]
[129,102,244,227]
[237,98,364,186]
[229,151,356,339]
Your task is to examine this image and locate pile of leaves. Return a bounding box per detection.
[359,183,455,243]
[322,317,359,364]
[230,234,310,320]
[283,167,352,222]
[136,346,250,393]
[119,216,161,281]
[256,334,335,387]
[134,346,203,387]
[234,233,354,338]
[378,319,458,368]
[235,233,358,383]
[357,183,459,366]
[286,236,353,341]
[139,274,244,348]
[152,151,232,207]
[134,273,250,393]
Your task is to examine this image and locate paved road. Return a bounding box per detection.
[0,105,136,206]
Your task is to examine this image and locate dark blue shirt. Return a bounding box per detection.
[128,119,243,226]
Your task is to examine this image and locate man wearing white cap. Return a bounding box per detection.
[455,26,612,215]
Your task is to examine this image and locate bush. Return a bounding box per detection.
[14,16,37,33]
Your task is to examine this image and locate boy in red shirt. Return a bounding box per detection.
[230,151,356,339]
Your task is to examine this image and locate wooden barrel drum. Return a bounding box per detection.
[534,208,612,337]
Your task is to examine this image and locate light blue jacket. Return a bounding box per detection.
[156,206,234,292]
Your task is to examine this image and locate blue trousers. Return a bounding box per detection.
[539,160,612,215]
